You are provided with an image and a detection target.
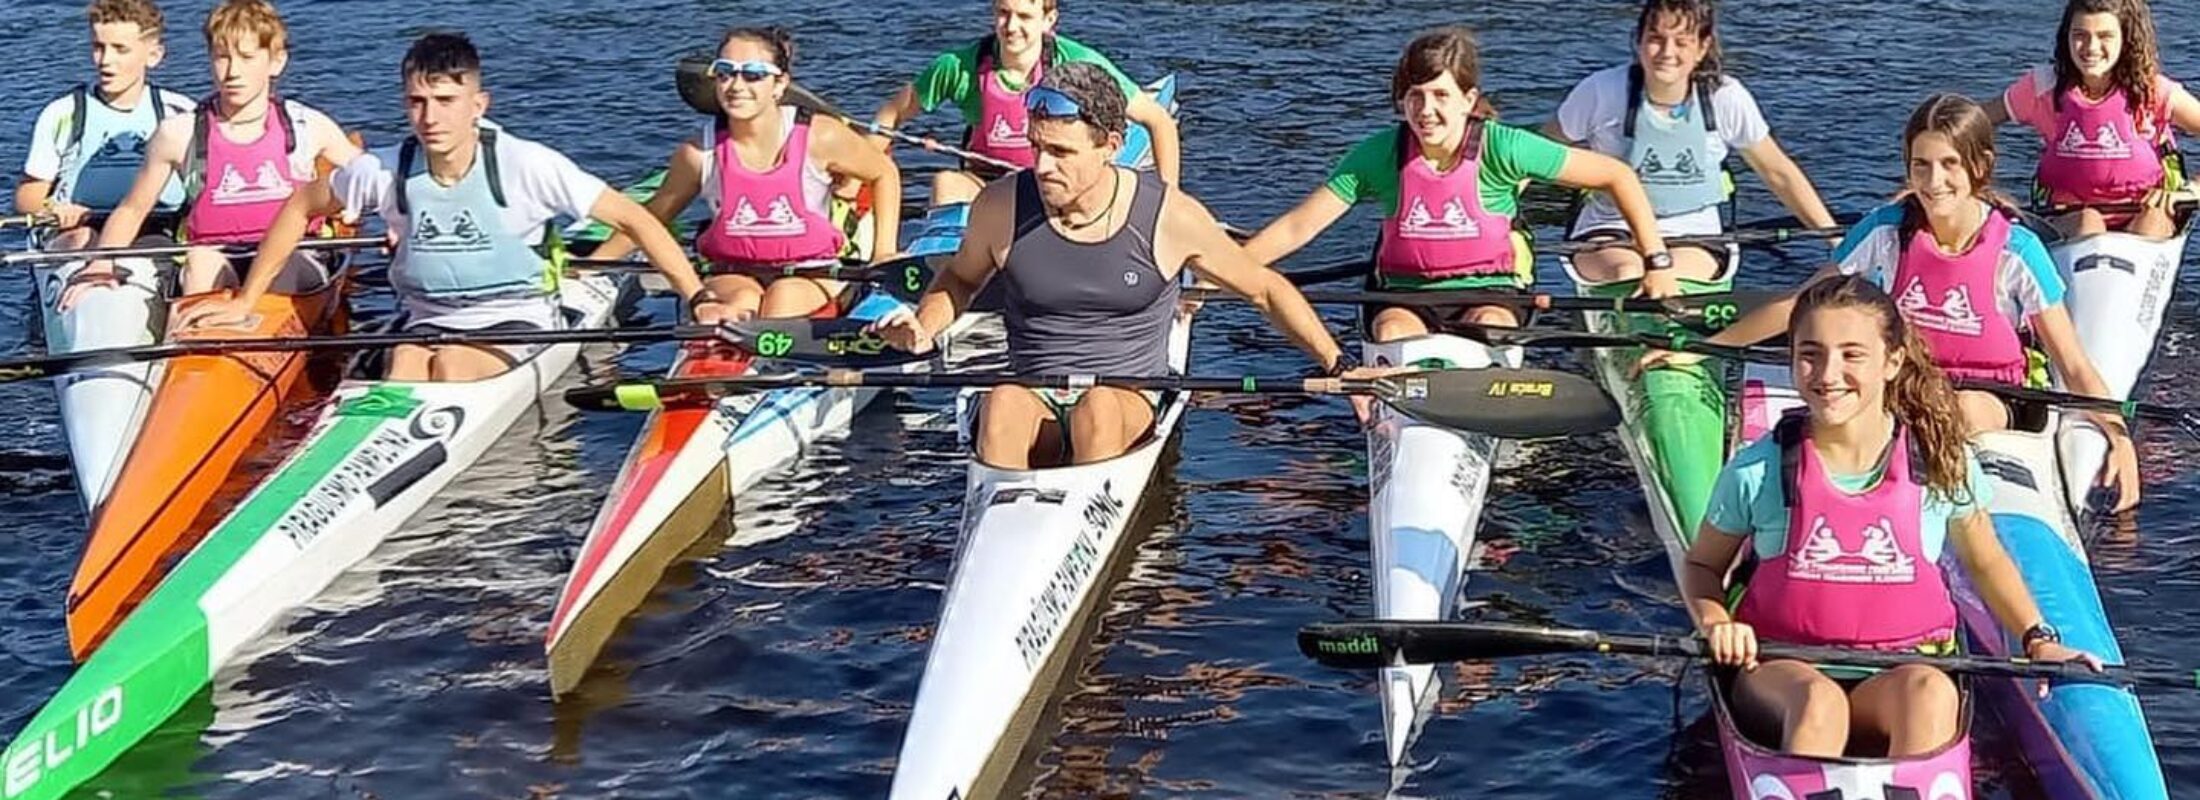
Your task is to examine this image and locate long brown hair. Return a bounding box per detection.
[1897,94,2021,242]
[1792,276,1974,503]
[1635,0,1725,97]
[2053,0,2160,114]
[1391,26,1498,119]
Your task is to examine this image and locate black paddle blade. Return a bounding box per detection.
[674,53,718,116]
[562,381,724,412]
[869,256,936,304]
[1298,621,1610,669]
[717,318,927,369]
[782,83,853,123]
[1379,367,1620,439]
[1658,290,1782,333]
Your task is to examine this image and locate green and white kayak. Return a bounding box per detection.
[0,273,631,800]
[1561,248,1739,568]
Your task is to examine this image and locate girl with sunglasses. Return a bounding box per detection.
[594,26,902,320]
[864,0,1180,207]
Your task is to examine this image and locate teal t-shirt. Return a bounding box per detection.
[1322,123,1570,219]
[1703,433,1994,562]
[911,35,1141,126]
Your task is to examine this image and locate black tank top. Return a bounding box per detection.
[1000,168,1179,376]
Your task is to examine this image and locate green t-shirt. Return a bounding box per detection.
[911,35,1141,126]
[1323,123,1570,219]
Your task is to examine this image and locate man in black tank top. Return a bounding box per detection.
[875,63,1367,469]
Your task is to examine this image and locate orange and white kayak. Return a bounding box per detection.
[65,274,349,660]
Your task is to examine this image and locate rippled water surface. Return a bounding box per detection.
[3,0,2198,797]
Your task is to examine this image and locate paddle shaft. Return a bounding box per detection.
[1298,621,2191,689]
[2,235,383,266]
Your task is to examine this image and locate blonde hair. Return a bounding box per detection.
[87,0,164,37]
[203,0,286,54]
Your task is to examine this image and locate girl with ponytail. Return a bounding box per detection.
[1668,93,2141,511]
[1678,275,2102,762]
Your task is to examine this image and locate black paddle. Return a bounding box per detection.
[564,366,1622,439]
[0,318,923,383]
[1297,620,2197,690]
[1190,288,1782,334]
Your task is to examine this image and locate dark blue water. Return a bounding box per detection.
[3,0,2197,797]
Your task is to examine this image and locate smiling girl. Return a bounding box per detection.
[1672,94,2142,510]
[1986,0,2200,239]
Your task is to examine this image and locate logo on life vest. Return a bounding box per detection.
[85,132,149,163]
[1895,278,1985,336]
[1788,514,1917,584]
[1638,147,1705,183]
[210,160,294,205]
[1398,197,1481,240]
[2056,121,2134,161]
[410,208,492,253]
[986,114,1029,149]
[723,196,807,237]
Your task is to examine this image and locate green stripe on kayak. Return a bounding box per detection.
[1585,277,1731,541]
[1,388,408,800]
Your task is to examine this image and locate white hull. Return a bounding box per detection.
[1363,333,1515,765]
[192,273,627,668]
[888,311,1195,799]
[33,249,165,513]
[2049,226,2192,519]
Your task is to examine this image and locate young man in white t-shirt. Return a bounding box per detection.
[15,0,193,249]
[179,32,725,381]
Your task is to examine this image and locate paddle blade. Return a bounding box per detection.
[1660,290,1783,334]
[783,82,853,124]
[674,53,718,116]
[718,318,927,368]
[869,255,936,304]
[1382,368,1620,439]
[1299,621,1612,669]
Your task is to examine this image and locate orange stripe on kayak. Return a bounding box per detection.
[65,280,348,660]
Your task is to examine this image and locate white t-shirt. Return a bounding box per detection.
[331,122,608,252]
[22,86,194,205]
[1555,64,1772,236]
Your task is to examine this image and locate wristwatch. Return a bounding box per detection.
[686,288,721,315]
[1325,351,1359,378]
[1644,250,1676,272]
[2022,621,2062,653]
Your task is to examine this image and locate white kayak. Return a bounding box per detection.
[1363,332,1517,766]
[31,238,165,513]
[887,306,1196,799]
[0,272,632,800]
[2049,212,2194,519]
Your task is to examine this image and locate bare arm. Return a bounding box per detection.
[869,84,923,154]
[307,111,365,169]
[1551,148,1669,257]
[13,178,53,216]
[589,187,707,302]
[1739,136,1837,230]
[813,115,902,257]
[1126,92,1181,187]
[1239,186,1351,267]
[232,178,347,305]
[910,179,1012,334]
[2168,85,2200,136]
[590,141,705,262]
[1946,508,2046,636]
[1167,189,1344,370]
[2032,305,2130,431]
[1980,96,2012,127]
[1704,264,1843,346]
[1678,522,1750,627]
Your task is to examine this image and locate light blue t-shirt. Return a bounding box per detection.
[1828,202,2065,325]
[1703,432,1994,561]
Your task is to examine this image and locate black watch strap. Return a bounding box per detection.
[2022,622,2062,651]
[1644,250,1676,272]
[1326,351,1359,377]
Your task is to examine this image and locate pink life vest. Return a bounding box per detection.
[1374,121,1517,281]
[183,96,312,244]
[695,108,845,268]
[1890,207,2027,385]
[1735,416,1958,650]
[965,37,1042,171]
[2035,81,2170,205]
